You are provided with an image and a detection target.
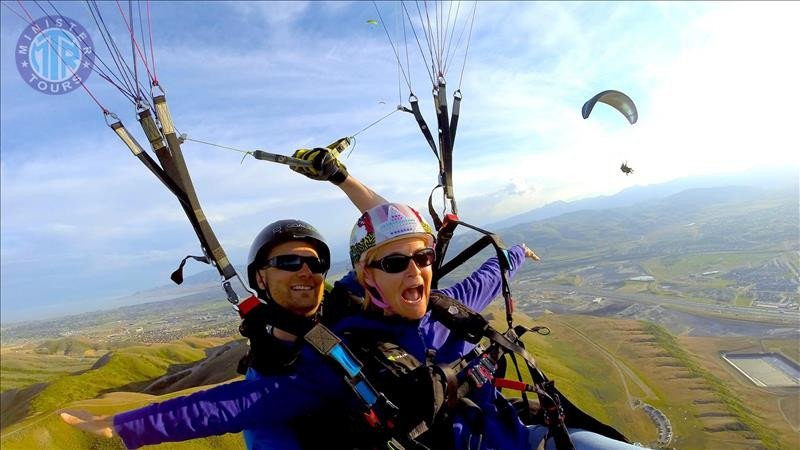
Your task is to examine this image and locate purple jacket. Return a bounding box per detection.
[114,246,527,449]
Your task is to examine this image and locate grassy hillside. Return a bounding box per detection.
[34,337,107,357]
[1,350,98,393]
[0,337,232,432]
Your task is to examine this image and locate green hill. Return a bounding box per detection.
[0,337,237,432]
[34,338,106,357]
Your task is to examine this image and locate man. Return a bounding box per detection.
[237,147,387,448]
[236,219,332,376]
[237,146,385,376]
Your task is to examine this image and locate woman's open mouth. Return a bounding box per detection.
[401,284,424,304]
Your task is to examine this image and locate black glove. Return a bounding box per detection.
[291,147,349,185]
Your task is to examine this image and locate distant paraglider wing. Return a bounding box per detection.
[581,90,638,125]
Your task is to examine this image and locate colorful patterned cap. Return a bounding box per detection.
[349,203,435,266]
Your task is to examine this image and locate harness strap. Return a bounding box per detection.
[449,90,462,148]
[437,234,496,280]
[431,217,515,328]
[110,121,190,207]
[134,108,225,287]
[151,95,257,312]
[409,94,440,162]
[153,95,234,280]
[137,108,181,186]
[427,185,445,232]
[169,255,209,284]
[434,79,455,213]
[304,324,400,424]
[111,119,225,286]
[430,213,458,286]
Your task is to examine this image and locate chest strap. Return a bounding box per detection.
[304,324,400,428]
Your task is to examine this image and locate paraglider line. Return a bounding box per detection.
[128,0,140,102]
[40,0,135,102]
[346,136,358,158]
[396,17,402,105]
[402,2,411,91]
[441,0,461,74]
[1,1,28,23]
[137,0,147,72]
[351,107,400,138]
[372,1,414,90]
[146,0,156,84]
[91,0,153,107]
[114,0,155,84]
[400,1,434,85]
[86,1,142,103]
[457,2,477,90]
[423,0,440,74]
[14,0,35,23]
[415,0,438,80]
[181,137,252,155]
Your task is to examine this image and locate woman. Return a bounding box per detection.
[63,203,640,450]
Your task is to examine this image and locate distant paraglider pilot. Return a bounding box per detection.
[620,161,634,175]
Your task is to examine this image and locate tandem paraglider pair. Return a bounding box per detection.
[61,189,642,450]
[582,89,639,176]
[3,2,650,448]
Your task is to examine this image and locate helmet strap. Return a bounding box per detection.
[365,273,394,313]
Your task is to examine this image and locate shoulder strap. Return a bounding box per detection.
[304,324,400,428]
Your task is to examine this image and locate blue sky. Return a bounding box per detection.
[1,1,798,323]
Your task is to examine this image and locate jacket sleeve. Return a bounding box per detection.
[436,245,525,313]
[113,365,343,449]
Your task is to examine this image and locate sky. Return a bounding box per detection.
[1,1,798,324]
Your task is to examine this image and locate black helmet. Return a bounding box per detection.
[246,220,330,298]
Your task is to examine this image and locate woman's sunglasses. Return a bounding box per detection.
[264,255,329,274]
[368,248,436,274]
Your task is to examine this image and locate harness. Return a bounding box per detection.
[237,280,366,376]
[303,293,630,450]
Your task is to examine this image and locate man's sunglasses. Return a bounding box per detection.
[264,255,329,274]
[368,248,436,274]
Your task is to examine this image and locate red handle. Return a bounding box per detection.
[494,378,531,392]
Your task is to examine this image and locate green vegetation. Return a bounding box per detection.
[762,339,800,363]
[0,352,98,393]
[641,252,772,285]
[732,293,753,307]
[616,281,672,296]
[642,322,782,450]
[28,342,208,414]
[551,273,585,287]
[487,309,655,443]
[35,337,105,356]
